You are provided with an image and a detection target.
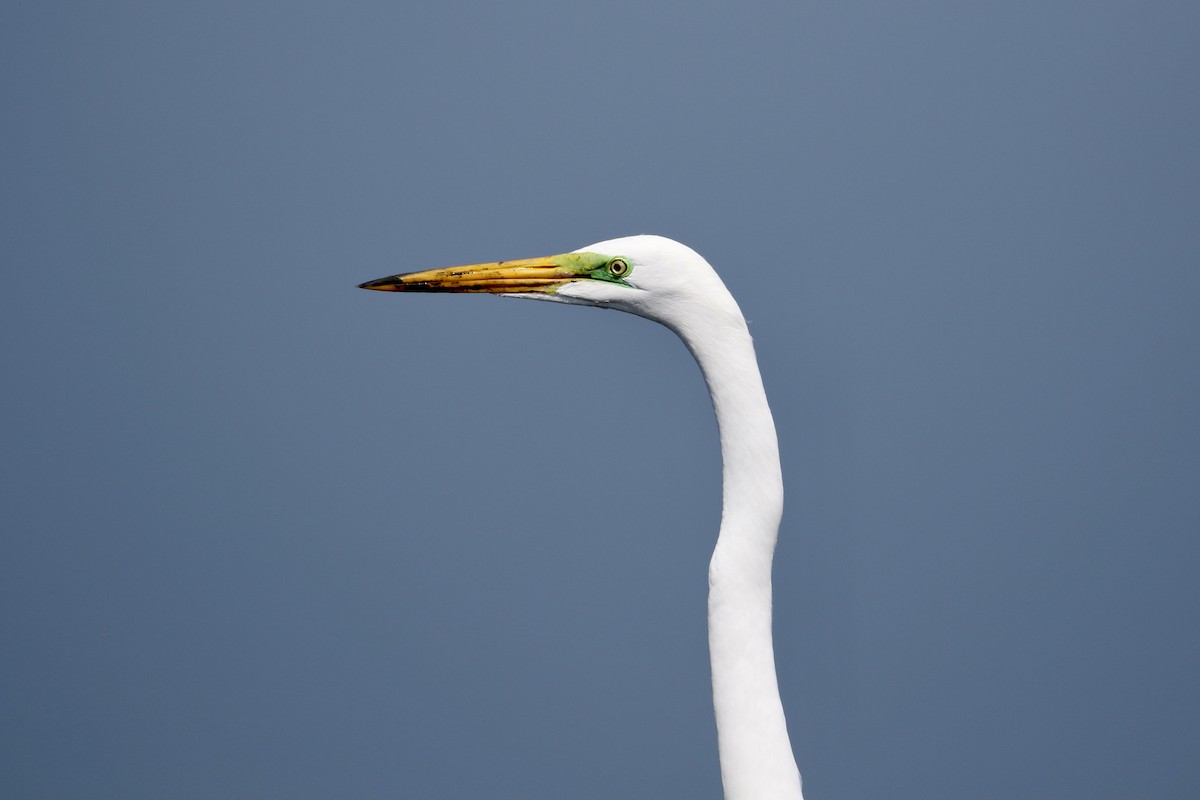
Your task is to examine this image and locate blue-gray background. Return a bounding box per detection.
[3,2,1198,798]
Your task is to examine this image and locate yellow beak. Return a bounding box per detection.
[358,256,581,295]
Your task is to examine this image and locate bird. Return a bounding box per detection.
[359,235,803,800]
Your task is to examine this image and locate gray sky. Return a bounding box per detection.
[3,2,1198,798]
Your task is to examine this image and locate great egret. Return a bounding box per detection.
[360,235,803,800]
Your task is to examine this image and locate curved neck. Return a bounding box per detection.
[672,310,803,800]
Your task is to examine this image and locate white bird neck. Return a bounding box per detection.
[670,308,804,800]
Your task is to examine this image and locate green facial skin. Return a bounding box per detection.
[556,252,634,288]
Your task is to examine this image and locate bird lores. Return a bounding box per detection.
[360,235,803,800]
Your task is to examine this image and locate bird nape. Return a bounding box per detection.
[360,235,803,800]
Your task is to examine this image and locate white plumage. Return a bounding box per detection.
[362,235,803,799]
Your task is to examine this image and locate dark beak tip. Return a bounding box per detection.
[358,277,398,291]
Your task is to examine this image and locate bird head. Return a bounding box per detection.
[358,235,743,331]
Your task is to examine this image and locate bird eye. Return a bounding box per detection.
[608,258,630,277]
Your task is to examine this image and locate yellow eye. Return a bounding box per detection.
[608,258,630,277]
